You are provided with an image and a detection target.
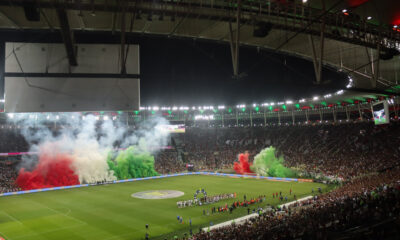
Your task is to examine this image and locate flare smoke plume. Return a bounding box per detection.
[9,113,169,190]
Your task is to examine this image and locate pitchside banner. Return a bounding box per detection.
[4,43,140,112]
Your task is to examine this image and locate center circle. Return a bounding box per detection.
[131,190,184,199]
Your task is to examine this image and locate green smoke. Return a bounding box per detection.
[251,147,297,178]
[107,146,158,180]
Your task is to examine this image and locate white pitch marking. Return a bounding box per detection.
[30,201,87,225]
[1,211,22,225]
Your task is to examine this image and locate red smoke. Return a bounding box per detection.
[233,153,254,175]
[16,152,79,190]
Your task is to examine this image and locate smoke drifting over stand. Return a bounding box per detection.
[107,146,158,180]
[233,153,254,175]
[251,147,297,178]
[10,114,169,190]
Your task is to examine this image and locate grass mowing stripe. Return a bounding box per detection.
[12,223,87,240]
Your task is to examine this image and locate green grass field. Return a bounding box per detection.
[0,175,330,240]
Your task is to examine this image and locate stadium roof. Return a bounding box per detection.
[0,0,399,94]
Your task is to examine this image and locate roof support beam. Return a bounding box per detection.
[120,0,127,74]
[308,0,326,85]
[373,42,381,89]
[40,9,54,31]
[0,41,5,100]
[0,8,21,29]
[341,65,390,87]
[56,7,77,66]
[228,0,241,78]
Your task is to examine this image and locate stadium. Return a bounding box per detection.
[0,0,400,240]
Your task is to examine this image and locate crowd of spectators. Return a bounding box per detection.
[179,121,400,180]
[0,161,20,193]
[154,150,185,174]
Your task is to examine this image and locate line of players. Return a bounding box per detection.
[203,194,267,215]
[177,193,236,208]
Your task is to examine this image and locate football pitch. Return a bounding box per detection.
[0,175,330,240]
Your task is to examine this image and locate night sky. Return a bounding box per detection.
[138,35,348,106]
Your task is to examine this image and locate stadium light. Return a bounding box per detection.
[7,113,14,119]
[139,107,146,110]
[103,116,109,120]
[0,99,4,103]
[46,115,50,119]
[336,90,344,95]
[218,105,225,109]
[56,115,59,120]
[302,0,307,3]
[270,102,275,106]
[277,102,284,105]
[367,16,372,20]
[172,106,178,111]
[194,115,214,120]
[152,106,159,111]
[192,106,196,110]
[299,99,306,103]
[286,100,293,105]
[324,94,332,98]
[313,96,319,101]
[95,116,100,120]
[342,9,347,13]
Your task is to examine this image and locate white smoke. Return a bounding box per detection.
[9,113,170,184]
